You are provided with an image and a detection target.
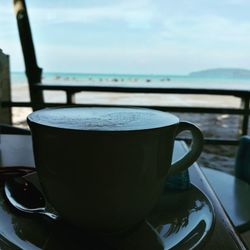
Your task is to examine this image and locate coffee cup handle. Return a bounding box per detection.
[167,121,204,176]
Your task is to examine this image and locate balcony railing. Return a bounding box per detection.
[2,83,250,146]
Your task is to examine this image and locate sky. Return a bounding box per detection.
[1,0,250,75]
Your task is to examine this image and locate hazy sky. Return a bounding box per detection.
[1,0,250,74]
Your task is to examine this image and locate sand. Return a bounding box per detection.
[11,84,245,175]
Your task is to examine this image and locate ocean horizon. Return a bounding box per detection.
[10,71,250,90]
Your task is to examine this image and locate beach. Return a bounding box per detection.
[10,82,243,175]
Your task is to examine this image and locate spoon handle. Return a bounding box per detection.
[0,166,36,180]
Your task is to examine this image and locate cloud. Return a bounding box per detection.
[159,14,250,48]
[2,0,250,73]
[227,0,250,5]
[27,1,155,30]
[33,42,250,74]
[0,5,15,25]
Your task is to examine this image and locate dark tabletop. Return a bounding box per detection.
[0,134,246,249]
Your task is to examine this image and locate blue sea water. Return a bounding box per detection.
[11,71,250,90]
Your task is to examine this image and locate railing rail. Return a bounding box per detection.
[2,83,250,146]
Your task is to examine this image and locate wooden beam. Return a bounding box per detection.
[0,49,12,124]
[239,97,250,136]
[13,0,44,110]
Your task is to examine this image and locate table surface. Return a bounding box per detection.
[0,134,247,249]
[202,167,250,232]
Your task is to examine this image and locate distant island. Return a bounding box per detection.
[189,68,250,78]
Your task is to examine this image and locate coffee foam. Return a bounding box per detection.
[28,107,179,131]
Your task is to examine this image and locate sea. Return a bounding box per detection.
[10,71,249,172]
[10,71,250,90]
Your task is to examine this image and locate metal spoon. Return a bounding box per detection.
[4,174,59,220]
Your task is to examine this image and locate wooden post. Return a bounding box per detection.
[0,49,12,124]
[239,97,250,136]
[66,91,76,105]
[14,0,44,110]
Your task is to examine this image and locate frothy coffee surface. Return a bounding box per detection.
[28,107,179,131]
